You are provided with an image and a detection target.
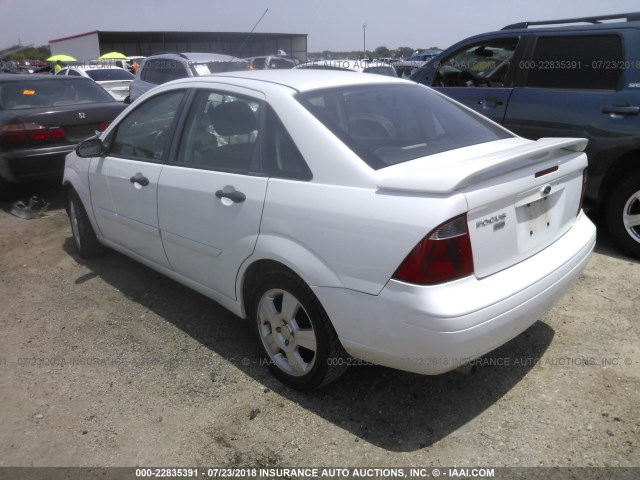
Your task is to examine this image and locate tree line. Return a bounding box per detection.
[310,46,441,60]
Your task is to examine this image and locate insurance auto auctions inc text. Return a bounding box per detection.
[204,467,495,478]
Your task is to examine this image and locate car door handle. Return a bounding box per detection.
[602,104,640,116]
[129,173,149,186]
[215,189,246,203]
[478,97,504,108]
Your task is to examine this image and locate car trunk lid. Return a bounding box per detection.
[7,103,125,145]
[98,80,133,101]
[377,137,589,279]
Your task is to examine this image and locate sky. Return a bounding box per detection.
[1,0,638,53]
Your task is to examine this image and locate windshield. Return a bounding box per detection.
[0,78,114,109]
[85,68,134,81]
[296,84,512,169]
[191,61,248,75]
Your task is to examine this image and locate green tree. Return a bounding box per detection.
[374,46,391,58]
[395,46,414,59]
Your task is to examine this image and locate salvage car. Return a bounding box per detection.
[296,59,398,77]
[0,75,126,191]
[410,12,640,258]
[56,65,134,102]
[63,71,596,390]
[128,52,250,103]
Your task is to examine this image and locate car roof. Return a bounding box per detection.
[147,52,246,63]
[172,69,407,93]
[296,59,394,73]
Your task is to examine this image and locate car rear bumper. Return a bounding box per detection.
[0,145,72,183]
[313,212,596,375]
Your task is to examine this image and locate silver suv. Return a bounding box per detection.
[128,52,249,102]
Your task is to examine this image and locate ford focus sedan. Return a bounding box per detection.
[63,71,596,390]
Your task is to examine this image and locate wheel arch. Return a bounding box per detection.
[62,167,102,238]
[237,235,344,319]
[598,149,640,207]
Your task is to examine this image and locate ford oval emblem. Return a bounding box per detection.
[541,184,552,197]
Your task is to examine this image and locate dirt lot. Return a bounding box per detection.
[0,181,638,471]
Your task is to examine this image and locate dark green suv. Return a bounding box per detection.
[411,12,640,258]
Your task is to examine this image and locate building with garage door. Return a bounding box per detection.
[49,30,308,63]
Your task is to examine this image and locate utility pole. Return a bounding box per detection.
[363,23,367,59]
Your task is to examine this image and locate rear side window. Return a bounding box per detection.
[297,84,512,169]
[524,35,623,90]
[264,106,312,180]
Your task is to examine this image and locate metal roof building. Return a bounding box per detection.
[49,30,308,62]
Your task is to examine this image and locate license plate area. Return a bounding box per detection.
[515,190,563,252]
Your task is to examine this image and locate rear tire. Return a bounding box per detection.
[67,189,106,259]
[605,173,640,259]
[249,268,348,390]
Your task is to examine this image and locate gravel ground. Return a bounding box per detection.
[0,181,638,473]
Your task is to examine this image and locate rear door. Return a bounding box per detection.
[504,32,639,199]
[157,87,268,300]
[88,89,186,267]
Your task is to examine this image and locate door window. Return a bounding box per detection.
[437,39,519,87]
[524,35,623,90]
[176,90,261,173]
[110,90,185,161]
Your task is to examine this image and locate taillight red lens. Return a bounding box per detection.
[0,124,27,143]
[0,122,65,144]
[577,168,588,216]
[98,121,110,132]
[393,214,474,285]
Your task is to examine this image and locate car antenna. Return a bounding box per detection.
[224,8,269,70]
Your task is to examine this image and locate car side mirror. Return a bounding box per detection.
[76,137,104,157]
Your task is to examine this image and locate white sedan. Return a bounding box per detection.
[56,65,134,102]
[63,71,596,390]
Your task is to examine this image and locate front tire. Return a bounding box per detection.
[605,173,640,259]
[67,189,106,259]
[250,268,348,390]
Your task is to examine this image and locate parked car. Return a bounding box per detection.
[56,65,134,102]
[410,12,640,258]
[1,60,33,74]
[296,59,398,77]
[394,60,427,79]
[245,54,301,70]
[63,70,595,390]
[0,75,126,191]
[409,49,443,62]
[128,52,250,102]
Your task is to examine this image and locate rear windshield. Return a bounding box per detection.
[85,68,134,81]
[0,78,114,110]
[296,84,512,169]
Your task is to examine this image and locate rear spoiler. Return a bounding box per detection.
[377,138,588,194]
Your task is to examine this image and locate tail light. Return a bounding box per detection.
[393,214,474,285]
[0,122,66,144]
[577,168,588,216]
[98,121,111,132]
